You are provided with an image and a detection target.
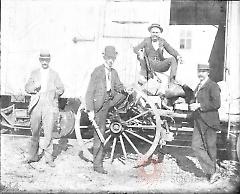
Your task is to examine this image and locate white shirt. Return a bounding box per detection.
[152,40,159,51]
[104,64,111,91]
[199,77,208,90]
[195,77,209,102]
[40,68,49,93]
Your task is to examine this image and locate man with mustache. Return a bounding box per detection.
[133,24,182,85]
[85,46,126,174]
[190,64,221,184]
[25,50,64,167]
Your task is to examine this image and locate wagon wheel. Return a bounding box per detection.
[75,88,163,165]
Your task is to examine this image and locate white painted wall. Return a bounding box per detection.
[219,1,240,118]
[1,0,235,105]
[1,0,171,97]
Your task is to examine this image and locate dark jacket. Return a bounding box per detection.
[85,64,124,112]
[194,78,221,127]
[133,37,179,60]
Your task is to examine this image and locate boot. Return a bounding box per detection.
[93,166,107,174]
[25,140,40,163]
[24,155,40,163]
[44,151,55,167]
[45,160,56,168]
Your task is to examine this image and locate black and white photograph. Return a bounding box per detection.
[1,0,240,193]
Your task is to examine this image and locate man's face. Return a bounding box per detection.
[198,70,209,82]
[150,27,161,41]
[39,58,50,69]
[104,55,116,69]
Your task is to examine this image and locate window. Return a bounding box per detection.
[179,30,192,49]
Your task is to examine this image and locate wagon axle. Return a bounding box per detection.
[109,121,124,134]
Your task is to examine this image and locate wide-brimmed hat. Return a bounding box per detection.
[102,46,118,58]
[198,64,210,71]
[39,50,51,59]
[148,24,163,33]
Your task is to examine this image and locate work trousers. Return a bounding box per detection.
[28,97,58,162]
[191,119,217,175]
[139,57,178,81]
[93,93,125,168]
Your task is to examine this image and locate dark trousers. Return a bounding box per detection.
[139,57,178,80]
[93,93,125,168]
[28,99,58,162]
[191,119,217,175]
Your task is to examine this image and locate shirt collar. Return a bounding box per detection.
[104,63,111,71]
[40,67,50,73]
[200,76,209,86]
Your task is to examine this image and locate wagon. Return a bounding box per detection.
[1,0,240,167]
[1,73,239,165]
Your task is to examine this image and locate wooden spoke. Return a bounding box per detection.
[79,126,88,129]
[119,135,127,159]
[125,110,150,123]
[125,130,153,144]
[110,137,117,163]
[126,124,156,129]
[105,129,110,134]
[104,134,112,146]
[122,132,140,154]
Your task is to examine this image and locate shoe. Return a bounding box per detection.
[24,155,40,163]
[206,174,211,181]
[206,173,220,184]
[46,160,56,168]
[93,166,107,174]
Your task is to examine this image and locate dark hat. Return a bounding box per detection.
[39,50,51,58]
[148,24,163,33]
[103,46,118,58]
[197,64,210,71]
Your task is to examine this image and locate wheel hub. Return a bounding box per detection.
[110,122,123,134]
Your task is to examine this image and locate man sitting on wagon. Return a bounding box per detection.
[132,23,193,108]
[133,23,183,85]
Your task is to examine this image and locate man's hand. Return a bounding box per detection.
[126,87,134,94]
[177,55,183,64]
[138,49,145,60]
[35,81,41,92]
[189,103,201,111]
[88,110,95,121]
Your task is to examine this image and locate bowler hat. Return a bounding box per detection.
[39,50,51,58]
[148,24,163,33]
[198,64,210,71]
[103,46,118,58]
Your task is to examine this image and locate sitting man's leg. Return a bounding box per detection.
[138,58,154,79]
[150,57,178,82]
[109,93,126,108]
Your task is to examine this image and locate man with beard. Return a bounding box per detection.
[85,46,127,174]
[25,50,64,167]
[133,24,182,84]
[190,63,221,184]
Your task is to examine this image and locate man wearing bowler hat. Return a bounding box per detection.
[85,46,127,174]
[190,63,221,184]
[25,50,64,167]
[133,23,182,84]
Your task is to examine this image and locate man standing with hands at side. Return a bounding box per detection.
[25,50,64,167]
[85,46,126,174]
[190,63,221,184]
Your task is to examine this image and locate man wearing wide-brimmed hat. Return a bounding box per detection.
[25,50,64,167]
[85,46,127,174]
[133,23,182,84]
[190,63,221,184]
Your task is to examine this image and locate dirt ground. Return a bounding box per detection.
[1,134,240,194]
